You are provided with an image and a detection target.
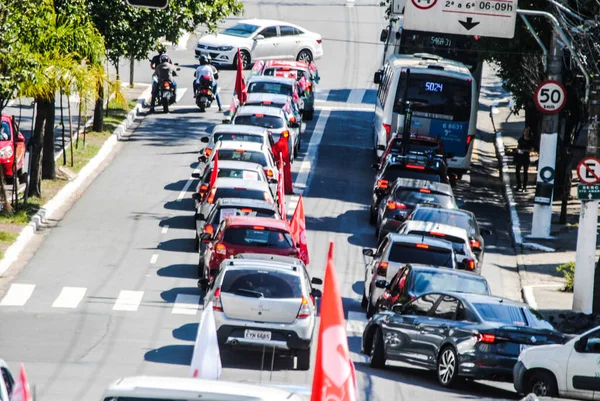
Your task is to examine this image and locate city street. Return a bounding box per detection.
[0,0,523,400]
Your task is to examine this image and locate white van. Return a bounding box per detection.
[101,376,309,401]
[373,53,478,177]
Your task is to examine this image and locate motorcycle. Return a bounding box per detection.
[195,75,214,112]
[159,79,176,113]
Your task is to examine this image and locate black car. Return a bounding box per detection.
[362,292,566,387]
[406,204,491,263]
[376,178,456,242]
[369,153,450,225]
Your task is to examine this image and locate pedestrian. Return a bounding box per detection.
[515,126,535,192]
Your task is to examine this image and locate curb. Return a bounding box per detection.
[0,86,152,278]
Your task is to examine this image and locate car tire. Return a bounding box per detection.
[198,254,205,278]
[304,109,314,121]
[235,50,251,70]
[369,327,386,369]
[369,205,376,225]
[437,346,459,387]
[296,49,313,64]
[194,233,200,252]
[526,370,558,397]
[296,348,311,371]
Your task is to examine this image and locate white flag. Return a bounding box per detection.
[190,301,222,379]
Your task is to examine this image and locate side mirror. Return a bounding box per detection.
[222,118,232,124]
[362,248,374,257]
[375,280,388,289]
[371,163,380,170]
[192,193,201,201]
[376,145,386,151]
[374,70,383,85]
[255,34,265,40]
[311,288,322,298]
[198,155,207,163]
[311,277,323,285]
[380,29,389,43]
[17,133,25,142]
[269,178,278,184]
[289,122,300,128]
[201,137,209,143]
[191,172,200,178]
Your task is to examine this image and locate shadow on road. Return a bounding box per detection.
[158,238,196,253]
[160,286,202,303]
[220,347,295,371]
[144,345,193,366]
[173,323,199,342]
[157,263,198,279]
[160,215,195,230]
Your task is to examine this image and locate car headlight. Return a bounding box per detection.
[0,146,13,158]
[217,46,234,51]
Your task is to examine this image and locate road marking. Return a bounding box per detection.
[176,32,191,51]
[295,109,331,193]
[176,88,188,104]
[52,287,87,309]
[113,290,144,311]
[161,225,169,234]
[347,89,366,104]
[0,284,35,306]
[315,89,330,101]
[346,311,368,335]
[150,254,159,264]
[177,169,200,201]
[172,294,201,315]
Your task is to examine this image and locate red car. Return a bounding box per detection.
[0,115,26,181]
[200,216,300,288]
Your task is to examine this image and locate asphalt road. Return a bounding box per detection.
[0,1,523,400]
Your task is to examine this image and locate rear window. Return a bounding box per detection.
[224,227,293,248]
[409,231,466,254]
[383,167,441,183]
[204,167,261,181]
[246,101,286,109]
[248,82,293,97]
[217,207,276,223]
[412,271,489,296]
[411,209,478,236]
[216,150,268,167]
[214,188,272,203]
[393,189,455,208]
[390,139,440,154]
[221,269,302,299]
[234,114,284,129]
[473,303,528,326]
[214,132,263,144]
[388,244,453,268]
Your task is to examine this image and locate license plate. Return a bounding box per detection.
[519,344,531,352]
[244,329,271,341]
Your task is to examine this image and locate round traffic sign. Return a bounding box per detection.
[534,80,567,114]
[539,166,555,183]
[411,0,437,10]
[577,157,600,184]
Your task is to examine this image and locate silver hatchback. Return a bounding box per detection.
[204,255,322,370]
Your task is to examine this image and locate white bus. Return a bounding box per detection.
[373,53,478,177]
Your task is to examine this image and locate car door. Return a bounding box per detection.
[565,328,600,400]
[418,295,460,368]
[252,26,280,60]
[277,25,300,59]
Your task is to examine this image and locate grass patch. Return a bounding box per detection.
[0,231,18,243]
[557,262,575,292]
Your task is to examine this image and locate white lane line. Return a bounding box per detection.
[177,168,200,201]
[315,89,330,101]
[347,89,366,104]
[295,110,331,193]
[172,294,201,315]
[346,0,355,7]
[176,32,191,51]
[346,311,368,335]
[161,225,169,234]
[0,284,35,306]
[52,287,87,309]
[176,88,188,104]
[113,290,144,311]
[150,254,159,264]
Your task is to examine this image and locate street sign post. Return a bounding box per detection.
[577,157,600,184]
[391,0,408,14]
[402,0,518,38]
[578,184,600,200]
[534,80,567,114]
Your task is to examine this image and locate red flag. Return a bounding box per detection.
[271,132,293,194]
[277,158,286,220]
[208,150,218,189]
[290,196,309,265]
[311,242,357,401]
[298,75,308,92]
[11,364,32,401]
[229,96,238,115]
[235,49,247,104]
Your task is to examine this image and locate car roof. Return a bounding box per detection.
[402,221,469,239]
[104,376,303,400]
[441,291,530,308]
[247,75,297,85]
[387,233,454,250]
[214,140,266,151]
[222,254,306,273]
[235,253,306,267]
[214,177,270,190]
[245,93,292,103]
[235,105,286,118]
[207,160,264,170]
[392,178,453,195]
[387,53,473,78]
[238,19,306,31]
[225,216,290,230]
[213,198,277,210]
[264,60,309,70]
[414,204,476,219]
[408,264,486,279]
[212,124,268,135]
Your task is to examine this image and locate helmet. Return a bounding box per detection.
[158,46,167,54]
[199,55,209,65]
[160,54,169,63]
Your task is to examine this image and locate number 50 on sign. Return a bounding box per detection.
[534,80,567,115]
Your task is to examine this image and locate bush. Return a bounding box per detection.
[557,262,575,292]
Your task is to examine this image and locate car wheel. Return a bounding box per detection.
[526,370,558,397]
[369,327,386,369]
[437,346,459,387]
[361,291,368,308]
[369,205,376,225]
[194,233,200,251]
[296,347,311,370]
[235,50,250,70]
[296,49,313,64]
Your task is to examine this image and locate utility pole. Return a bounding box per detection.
[573,78,600,313]
[529,31,562,238]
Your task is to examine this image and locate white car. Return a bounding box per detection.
[194,19,323,69]
[199,124,274,162]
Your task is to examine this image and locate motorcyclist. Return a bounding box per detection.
[150,46,168,69]
[207,56,223,111]
[150,54,178,113]
[193,55,215,99]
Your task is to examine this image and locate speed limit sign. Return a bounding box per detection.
[534,80,567,114]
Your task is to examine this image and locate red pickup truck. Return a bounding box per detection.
[0,115,26,182]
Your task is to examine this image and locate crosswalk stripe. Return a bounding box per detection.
[171,294,201,315]
[113,290,144,311]
[346,311,368,335]
[176,88,188,103]
[0,284,36,306]
[315,89,330,101]
[347,89,366,104]
[52,287,87,309]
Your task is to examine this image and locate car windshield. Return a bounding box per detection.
[214,188,272,203]
[215,207,276,223]
[248,82,293,97]
[383,166,441,183]
[264,68,308,80]
[412,271,489,296]
[388,244,453,267]
[221,269,302,299]
[411,209,478,236]
[215,149,268,167]
[234,115,285,129]
[473,303,528,326]
[224,227,294,249]
[204,168,261,182]
[221,23,260,38]
[0,122,11,141]
[393,189,455,208]
[213,132,263,144]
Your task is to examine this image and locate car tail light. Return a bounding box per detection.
[466,135,474,152]
[386,200,407,210]
[265,168,274,178]
[215,243,227,255]
[376,179,389,189]
[478,333,496,343]
[376,261,388,276]
[406,164,425,170]
[204,224,214,235]
[213,287,223,311]
[263,100,272,105]
[201,89,209,94]
[198,183,208,196]
[297,296,311,319]
[416,244,429,249]
[254,114,264,117]
[419,188,431,193]
[241,208,253,213]
[464,259,476,270]
[470,239,482,249]
[429,231,446,237]
[235,149,245,153]
[383,124,391,136]
[205,147,212,156]
[163,82,170,88]
[207,188,216,204]
[316,39,322,44]
[253,226,265,230]
[282,130,289,138]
